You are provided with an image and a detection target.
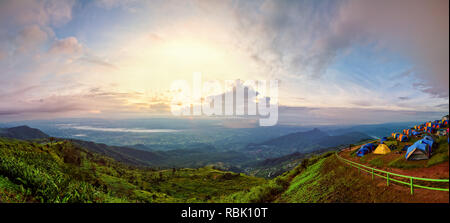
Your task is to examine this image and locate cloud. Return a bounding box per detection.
[15,25,49,52]
[1,0,447,122]
[277,106,447,126]
[319,0,449,97]
[0,0,75,27]
[351,100,373,107]
[226,0,448,98]
[78,56,118,70]
[0,86,172,121]
[60,125,180,133]
[49,37,83,55]
[95,0,138,12]
[149,103,171,113]
[435,103,449,109]
[0,49,5,60]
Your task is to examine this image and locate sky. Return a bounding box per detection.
[0,0,448,125]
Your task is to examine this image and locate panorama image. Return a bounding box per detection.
[0,0,448,205]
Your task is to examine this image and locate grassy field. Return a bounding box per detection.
[0,137,265,203]
[222,152,449,203]
[347,134,449,170]
[1,130,447,203]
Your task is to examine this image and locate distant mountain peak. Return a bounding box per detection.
[0,125,49,140]
[310,128,322,132]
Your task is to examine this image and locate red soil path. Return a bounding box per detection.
[339,147,449,179]
[338,147,449,203]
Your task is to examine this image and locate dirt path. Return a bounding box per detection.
[338,150,449,179]
[355,167,449,203]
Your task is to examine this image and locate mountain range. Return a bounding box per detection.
[0,125,373,173]
[244,128,372,159]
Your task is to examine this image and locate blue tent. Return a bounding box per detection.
[411,130,420,136]
[423,136,433,141]
[405,142,429,160]
[356,143,376,157]
[363,143,376,151]
[357,147,370,157]
[420,138,434,149]
[401,145,409,151]
[399,135,408,142]
[380,138,387,143]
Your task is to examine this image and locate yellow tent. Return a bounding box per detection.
[373,144,391,155]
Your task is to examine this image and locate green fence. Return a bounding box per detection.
[335,152,449,195]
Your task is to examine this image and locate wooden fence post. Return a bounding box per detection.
[387,173,390,186]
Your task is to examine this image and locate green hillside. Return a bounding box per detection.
[1,122,448,203]
[222,150,449,203]
[0,137,265,203]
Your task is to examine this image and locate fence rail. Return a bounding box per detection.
[335,152,449,194]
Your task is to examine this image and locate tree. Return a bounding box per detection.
[172,168,176,176]
[49,137,56,146]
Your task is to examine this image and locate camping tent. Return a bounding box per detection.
[380,137,388,144]
[373,144,391,155]
[361,143,375,151]
[420,137,434,149]
[399,135,408,142]
[405,129,411,135]
[405,142,429,160]
[437,129,446,136]
[397,133,407,141]
[356,143,376,156]
[401,145,410,151]
[356,147,370,157]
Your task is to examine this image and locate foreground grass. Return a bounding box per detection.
[222,151,449,203]
[0,137,265,203]
[388,135,449,169]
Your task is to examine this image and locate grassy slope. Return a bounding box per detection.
[0,137,265,203]
[347,135,449,170]
[223,151,449,203]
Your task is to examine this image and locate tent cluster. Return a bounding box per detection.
[356,143,392,157]
[408,119,449,137]
[356,116,448,160]
[356,143,376,157]
[391,132,409,142]
[391,132,401,139]
[405,136,434,160]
